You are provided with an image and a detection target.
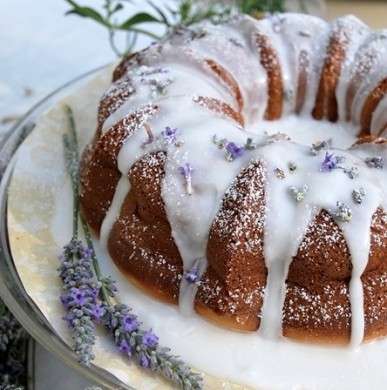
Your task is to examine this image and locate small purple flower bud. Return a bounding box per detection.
[178,163,194,195]
[139,353,149,368]
[184,267,200,284]
[225,142,245,161]
[81,247,93,259]
[162,126,178,144]
[69,288,87,306]
[60,293,71,308]
[142,330,159,348]
[320,152,340,172]
[119,339,131,356]
[178,162,193,177]
[122,314,139,332]
[92,304,105,321]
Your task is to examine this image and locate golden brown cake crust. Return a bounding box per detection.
[312,32,347,122]
[254,32,283,120]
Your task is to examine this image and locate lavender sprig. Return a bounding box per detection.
[58,240,99,365]
[101,304,202,389]
[62,106,202,389]
[64,0,232,56]
[60,107,98,365]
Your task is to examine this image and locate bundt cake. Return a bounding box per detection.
[80,13,387,345]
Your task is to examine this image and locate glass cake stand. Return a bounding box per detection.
[0,66,132,390]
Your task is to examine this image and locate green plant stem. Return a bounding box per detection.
[64,106,113,306]
[80,215,112,305]
[108,28,123,57]
[119,27,160,40]
[64,105,80,240]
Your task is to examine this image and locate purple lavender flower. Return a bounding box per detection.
[119,339,132,356]
[80,246,93,259]
[102,295,203,388]
[320,152,340,172]
[142,330,159,348]
[60,293,71,309]
[69,288,88,306]
[139,353,150,368]
[122,314,139,332]
[162,126,178,144]
[58,239,99,365]
[92,304,106,321]
[225,142,245,161]
[178,163,194,195]
[184,267,200,284]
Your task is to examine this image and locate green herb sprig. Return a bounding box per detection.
[64,0,230,56]
[64,0,288,56]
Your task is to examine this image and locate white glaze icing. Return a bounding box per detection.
[371,94,387,136]
[350,31,387,126]
[100,175,130,251]
[334,16,370,123]
[95,13,387,347]
[277,13,329,116]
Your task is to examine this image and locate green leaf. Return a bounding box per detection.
[179,0,192,23]
[238,0,285,13]
[112,3,124,14]
[64,0,110,27]
[118,12,161,30]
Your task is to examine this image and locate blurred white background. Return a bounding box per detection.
[0,0,113,135]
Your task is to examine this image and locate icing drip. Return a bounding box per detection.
[258,143,318,339]
[114,94,251,314]
[100,176,130,251]
[95,13,387,346]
